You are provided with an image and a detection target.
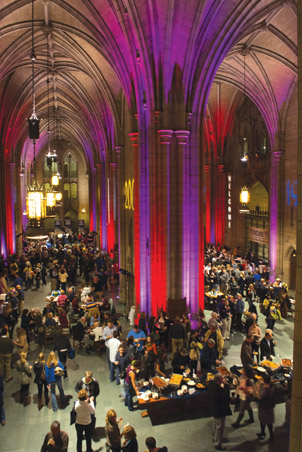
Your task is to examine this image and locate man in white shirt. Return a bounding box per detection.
[102,319,117,368]
[107,331,121,382]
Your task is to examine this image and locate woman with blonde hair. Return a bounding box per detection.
[34,352,48,408]
[45,351,66,412]
[122,425,138,452]
[14,327,28,357]
[75,388,95,452]
[16,351,32,406]
[105,409,123,452]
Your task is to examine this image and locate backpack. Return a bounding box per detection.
[40,364,46,381]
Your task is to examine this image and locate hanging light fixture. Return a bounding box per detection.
[240,46,249,164]
[44,31,61,210]
[239,185,250,213]
[26,0,46,226]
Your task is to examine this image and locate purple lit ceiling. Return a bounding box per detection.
[0,0,297,166]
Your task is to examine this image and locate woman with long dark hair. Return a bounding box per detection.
[34,352,49,409]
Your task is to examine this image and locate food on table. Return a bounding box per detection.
[169,374,183,386]
[281,359,292,368]
[261,360,280,369]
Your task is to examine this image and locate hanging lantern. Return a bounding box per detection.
[55,192,62,202]
[239,186,250,213]
[46,191,56,208]
[26,185,46,220]
[51,173,59,186]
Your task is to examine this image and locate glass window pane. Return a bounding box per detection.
[64,183,70,198]
[71,182,77,199]
[70,161,77,178]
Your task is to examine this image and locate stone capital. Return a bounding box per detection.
[158,129,173,145]
[174,130,190,145]
[273,150,283,162]
[129,132,139,147]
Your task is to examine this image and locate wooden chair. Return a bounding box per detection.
[44,326,56,347]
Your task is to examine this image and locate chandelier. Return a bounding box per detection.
[26,0,46,227]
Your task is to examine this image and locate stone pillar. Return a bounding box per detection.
[170,131,189,300]
[269,150,283,280]
[290,2,302,450]
[96,163,102,249]
[204,165,211,244]
[115,146,122,268]
[129,132,140,312]
[155,130,172,313]
[216,164,225,246]
[108,162,117,255]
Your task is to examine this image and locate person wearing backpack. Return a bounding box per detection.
[256,373,275,441]
[34,352,49,409]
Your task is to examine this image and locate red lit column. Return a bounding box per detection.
[129,132,140,312]
[96,163,102,249]
[217,164,225,246]
[204,165,211,244]
[115,146,122,267]
[107,162,117,256]
[4,149,14,255]
[154,130,172,313]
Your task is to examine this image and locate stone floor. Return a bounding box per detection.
[1,281,293,452]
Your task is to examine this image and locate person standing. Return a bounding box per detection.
[45,351,66,412]
[145,437,168,452]
[0,374,5,426]
[105,409,123,452]
[103,319,118,366]
[127,324,146,360]
[122,425,138,452]
[231,368,255,428]
[0,327,14,382]
[124,361,141,412]
[75,389,95,452]
[108,331,121,382]
[208,373,232,450]
[240,334,256,377]
[256,374,275,441]
[115,345,131,396]
[41,420,69,452]
[34,352,49,409]
[75,371,100,406]
[54,331,72,378]
[169,317,185,355]
[260,329,276,361]
[16,351,32,406]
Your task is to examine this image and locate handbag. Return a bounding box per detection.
[70,405,76,425]
[68,348,75,360]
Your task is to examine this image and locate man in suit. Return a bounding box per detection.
[260,329,276,360]
[240,334,256,377]
[208,373,232,450]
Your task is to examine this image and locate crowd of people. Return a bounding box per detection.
[0,238,293,451]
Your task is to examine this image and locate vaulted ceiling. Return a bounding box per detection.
[0,0,297,168]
